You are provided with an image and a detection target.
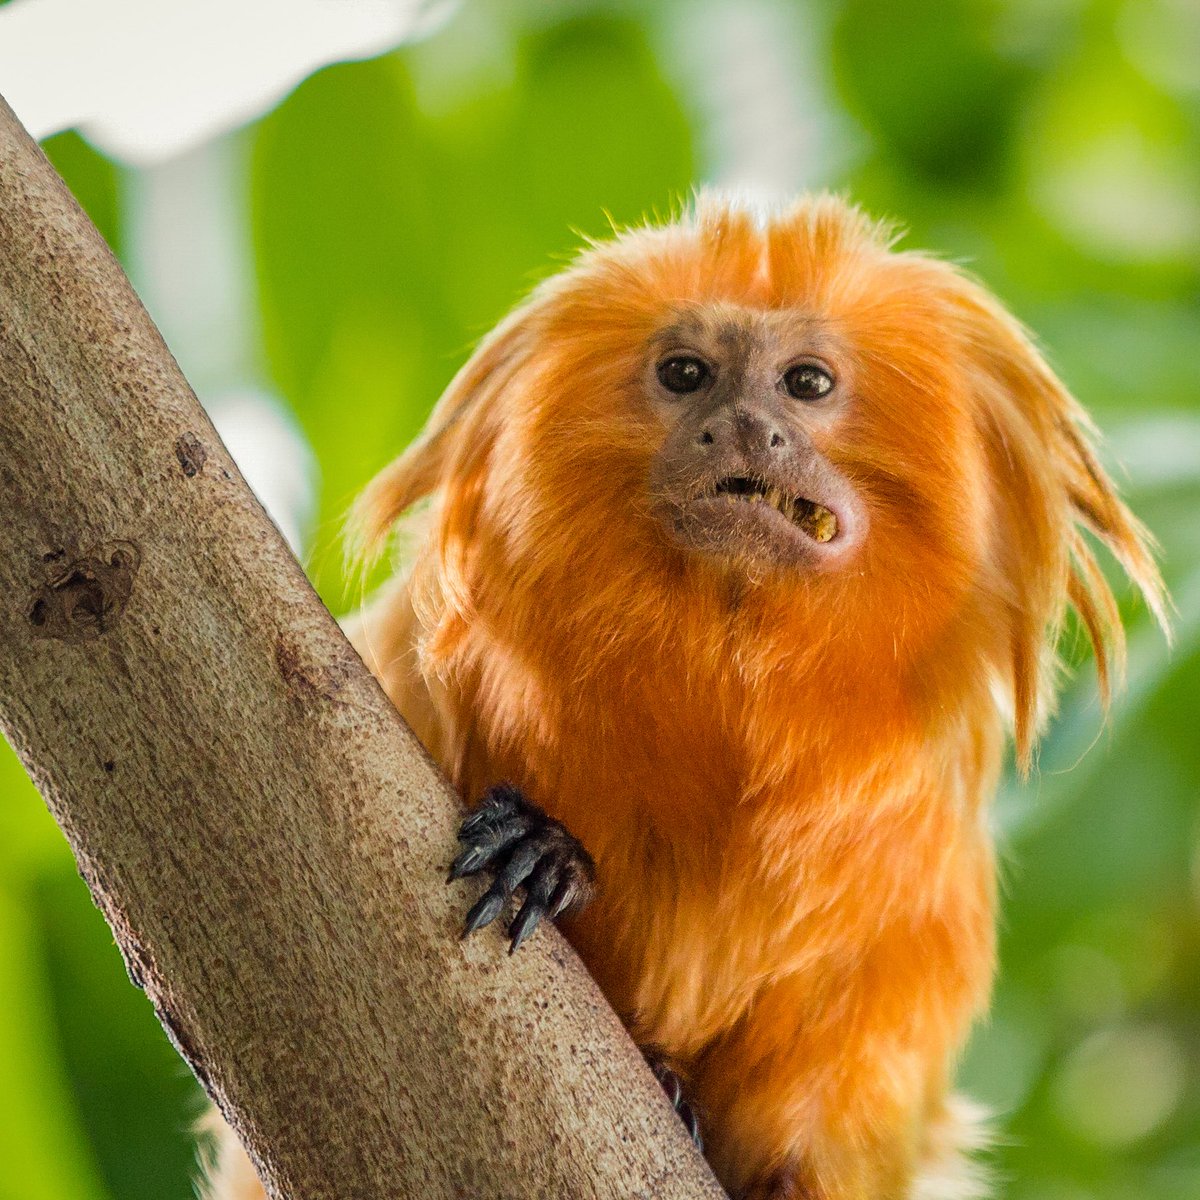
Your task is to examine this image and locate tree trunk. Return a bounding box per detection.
[0,96,724,1200]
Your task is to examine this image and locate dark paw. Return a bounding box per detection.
[448,783,595,953]
[644,1048,703,1151]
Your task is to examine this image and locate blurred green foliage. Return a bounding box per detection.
[1,2,1197,1199]
[251,15,693,605]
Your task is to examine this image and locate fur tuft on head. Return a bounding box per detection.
[929,268,1168,767]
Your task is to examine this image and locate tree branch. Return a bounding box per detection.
[0,95,723,1200]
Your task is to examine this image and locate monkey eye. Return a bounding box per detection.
[783,363,834,401]
[657,355,710,394]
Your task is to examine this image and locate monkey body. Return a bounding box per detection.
[204,195,1162,1200]
[355,562,998,1197]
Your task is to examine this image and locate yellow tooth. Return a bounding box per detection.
[766,486,783,511]
[813,506,838,543]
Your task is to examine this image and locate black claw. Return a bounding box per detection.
[652,1062,683,1107]
[462,888,507,937]
[507,899,544,954]
[644,1049,703,1151]
[496,839,543,893]
[457,805,498,838]
[449,782,594,952]
[546,874,581,920]
[447,844,491,882]
[680,1102,702,1150]
[507,858,558,953]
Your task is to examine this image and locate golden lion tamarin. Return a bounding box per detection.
[203,194,1166,1200]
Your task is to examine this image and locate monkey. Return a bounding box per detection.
[202,194,1166,1200]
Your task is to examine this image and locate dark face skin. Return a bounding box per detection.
[645,306,868,573]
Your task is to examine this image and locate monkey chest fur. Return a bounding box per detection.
[465,650,997,1070]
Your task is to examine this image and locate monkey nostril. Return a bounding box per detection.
[699,430,714,446]
[770,432,784,448]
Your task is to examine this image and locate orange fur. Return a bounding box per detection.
[347,194,1165,1200]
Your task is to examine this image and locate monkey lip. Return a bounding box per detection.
[708,476,839,543]
[660,466,866,572]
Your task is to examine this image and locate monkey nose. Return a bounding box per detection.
[739,407,789,451]
[700,403,792,458]
[697,421,788,454]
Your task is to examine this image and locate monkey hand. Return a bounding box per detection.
[447,783,595,953]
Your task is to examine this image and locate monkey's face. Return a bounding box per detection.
[644,307,868,573]
[501,205,1002,602]
[518,222,987,608]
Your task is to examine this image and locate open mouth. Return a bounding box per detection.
[709,476,839,543]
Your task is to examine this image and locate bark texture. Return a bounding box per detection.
[0,96,724,1200]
